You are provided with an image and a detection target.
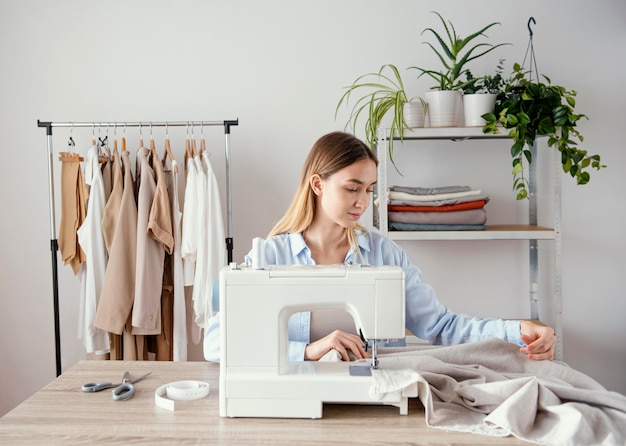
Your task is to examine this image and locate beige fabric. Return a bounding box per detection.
[131,149,163,335]
[148,148,174,255]
[58,156,87,275]
[108,333,122,360]
[100,151,123,255]
[123,325,147,361]
[153,253,174,361]
[94,150,138,335]
[371,338,626,445]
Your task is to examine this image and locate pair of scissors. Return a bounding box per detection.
[81,371,152,401]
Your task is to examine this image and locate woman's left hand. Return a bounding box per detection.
[519,320,556,360]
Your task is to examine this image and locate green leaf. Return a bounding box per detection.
[482,112,496,122]
[511,141,524,157]
[518,112,530,125]
[578,172,590,184]
[523,149,532,163]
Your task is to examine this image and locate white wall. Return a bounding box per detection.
[1,0,624,416]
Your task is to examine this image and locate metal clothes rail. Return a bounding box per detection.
[37,119,238,376]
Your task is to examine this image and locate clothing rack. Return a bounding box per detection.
[37,119,238,376]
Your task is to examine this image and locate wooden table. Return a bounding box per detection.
[0,360,526,445]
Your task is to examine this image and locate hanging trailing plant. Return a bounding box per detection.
[482,63,606,200]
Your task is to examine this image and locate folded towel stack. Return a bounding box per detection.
[387,185,489,231]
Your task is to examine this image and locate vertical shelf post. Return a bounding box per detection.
[528,141,540,320]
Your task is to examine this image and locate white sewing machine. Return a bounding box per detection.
[219,263,417,419]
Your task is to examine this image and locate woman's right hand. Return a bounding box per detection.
[304,330,370,361]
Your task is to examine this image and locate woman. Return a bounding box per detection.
[204,131,556,362]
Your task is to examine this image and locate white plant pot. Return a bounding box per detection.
[425,90,462,127]
[403,101,425,128]
[463,93,497,127]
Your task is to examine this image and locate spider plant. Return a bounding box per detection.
[335,64,422,167]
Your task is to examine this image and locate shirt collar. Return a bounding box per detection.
[355,230,371,253]
[288,230,371,263]
[288,232,309,259]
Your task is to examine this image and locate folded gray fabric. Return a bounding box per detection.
[388,208,487,225]
[390,185,472,195]
[369,339,626,445]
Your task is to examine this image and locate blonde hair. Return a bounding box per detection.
[268,131,378,252]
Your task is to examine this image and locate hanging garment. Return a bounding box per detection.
[181,151,200,286]
[189,153,208,344]
[101,146,113,202]
[148,144,174,255]
[131,148,163,336]
[165,159,187,361]
[153,253,174,361]
[58,153,87,275]
[94,150,138,335]
[198,150,225,322]
[101,148,123,255]
[76,145,110,355]
[147,141,176,360]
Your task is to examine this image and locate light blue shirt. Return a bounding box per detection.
[203,230,523,362]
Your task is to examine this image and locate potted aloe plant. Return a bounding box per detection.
[483,62,606,200]
[410,12,510,127]
[335,63,425,167]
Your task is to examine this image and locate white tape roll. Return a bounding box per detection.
[166,381,210,400]
[155,380,210,411]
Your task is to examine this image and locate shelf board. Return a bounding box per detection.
[384,224,556,241]
[385,126,511,141]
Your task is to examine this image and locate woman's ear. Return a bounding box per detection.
[310,174,323,196]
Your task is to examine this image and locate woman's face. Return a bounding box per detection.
[313,159,377,228]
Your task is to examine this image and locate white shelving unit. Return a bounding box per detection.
[375,126,563,360]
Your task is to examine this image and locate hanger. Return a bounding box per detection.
[91,123,97,147]
[68,122,76,149]
[59,122,84,162]
[138,122,145,149]
[200,122,207,154]
[135,122,150,161]
[162,122,178,173]
[97,123,110,164]
[121,122,127,152]
[184,122,192,160]
[190,122,198,157]
[112,124,119,160]
[149,123,158,160]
